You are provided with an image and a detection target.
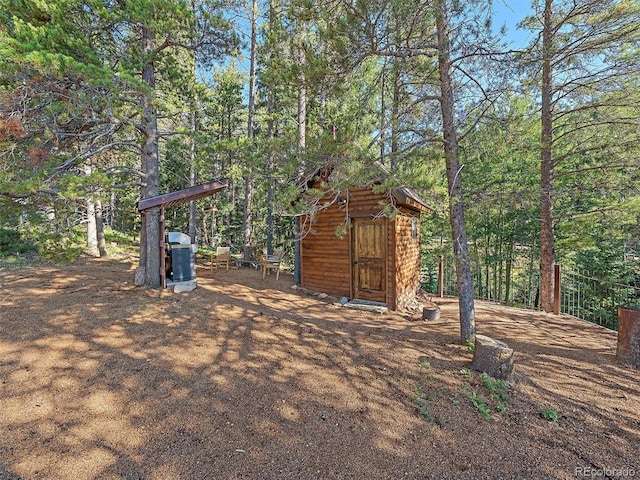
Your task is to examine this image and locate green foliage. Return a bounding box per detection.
[480,373,508,409]
[0,227,36,257]
[465,338,475,354]
[464,372,510,421]
[412,385,434,423]
[0,0,238,267]
[37,233,84,262]
[102,228,140,257]
[470,391,493,421]
[5,223,86,263]
[539,407,559,422]
[1,0,638,301]
[418,358,432,369]
[0,221,139,264]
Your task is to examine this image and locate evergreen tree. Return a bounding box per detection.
[1,0,238,283]
[520,0,640,311]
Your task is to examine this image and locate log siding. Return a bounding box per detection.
[300,183,427,310]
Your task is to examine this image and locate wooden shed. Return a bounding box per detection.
[300,177,430,311]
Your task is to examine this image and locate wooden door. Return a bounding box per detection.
[352,218,387,303]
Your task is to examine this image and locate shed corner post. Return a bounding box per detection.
[160,206,166,289]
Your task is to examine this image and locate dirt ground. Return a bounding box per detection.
[0,256,638,480]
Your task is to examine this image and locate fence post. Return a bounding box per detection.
[438,255,444,298]
[553,264,561,315]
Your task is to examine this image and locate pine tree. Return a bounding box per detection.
[520,0,640,311]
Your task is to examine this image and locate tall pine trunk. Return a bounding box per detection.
[189,110,197,243]
[243,0,258,264]
[189,0,198,244]
[138,25,161,288]
[390,63,400,169]
[265,0,277,255]
[293,22,306,285]
[539,0,555,312]
[436,0,475,343]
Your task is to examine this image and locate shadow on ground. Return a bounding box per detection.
[0,258,638,479]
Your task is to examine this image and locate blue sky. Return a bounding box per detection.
[492,1,536,49]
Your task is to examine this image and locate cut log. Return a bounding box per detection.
[422,307,441,321]
[470,335,515,380]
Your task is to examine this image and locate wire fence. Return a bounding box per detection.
[422,252,640,331]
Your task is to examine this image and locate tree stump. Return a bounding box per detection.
[617,307,640,368]
[470,335,515,380]
[422,307,441,321]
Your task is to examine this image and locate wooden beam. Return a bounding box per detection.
[137,179,229,212]
[160,207,166,288]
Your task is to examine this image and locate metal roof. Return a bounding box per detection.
[137,179,229,212]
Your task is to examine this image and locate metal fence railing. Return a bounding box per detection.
[421,251,542,310]
[560,270,640,330]
[422,253,640,331]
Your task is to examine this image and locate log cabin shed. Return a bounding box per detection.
[300,175,430,311]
